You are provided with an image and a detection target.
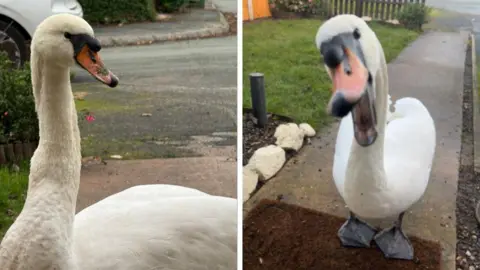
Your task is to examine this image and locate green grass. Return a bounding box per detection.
[0,163,29,239]
[243,19,420,129]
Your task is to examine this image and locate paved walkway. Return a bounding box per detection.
[94,9,229,47]
[76,156,236,212]
[244,32,468,270]
[211,0,237,13]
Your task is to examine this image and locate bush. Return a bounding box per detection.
[78,0,157,24]
[156,0,190,13]
[398,3,431,30]
[0,53,38,144]
[269,0,328,15]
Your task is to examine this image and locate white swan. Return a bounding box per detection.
[315,15,435,260]
[0,14,237,270]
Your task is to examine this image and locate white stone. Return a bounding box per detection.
[362,16,372,22]
[274,123,305,151]
[248,145,286,180]
[299,123,316,137]
[387,19,400,25]
[243,166,259,202]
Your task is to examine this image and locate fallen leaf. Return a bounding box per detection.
[74,92,89,100]
[141,113,152,117]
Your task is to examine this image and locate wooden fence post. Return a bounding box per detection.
[355,0,362,17]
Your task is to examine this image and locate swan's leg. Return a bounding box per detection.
[373,212,414,260]
[338,211,377,247]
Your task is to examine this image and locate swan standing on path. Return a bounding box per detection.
[315,15,435,260]
[0,14,237,270]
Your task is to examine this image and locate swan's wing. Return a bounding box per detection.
[384,97,436,209]
[332,114,354,198]
[74,185,237,270]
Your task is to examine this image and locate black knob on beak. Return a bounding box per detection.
[330,92,354,118]
[323,45,344,69]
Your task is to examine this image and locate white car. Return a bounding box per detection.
[0,0,83,67]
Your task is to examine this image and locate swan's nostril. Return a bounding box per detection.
[324,45,344,69]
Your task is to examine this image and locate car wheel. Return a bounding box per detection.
[0,20,29,68]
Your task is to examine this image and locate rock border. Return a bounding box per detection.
[242,122,316,202]
[98,10,230,48]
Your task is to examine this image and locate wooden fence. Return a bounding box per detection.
[0,141,37,165]
[329,0,426,20]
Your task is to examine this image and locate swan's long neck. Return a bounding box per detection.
[345,51,389,194]
[29,52,81,204]
[0,52,81,269]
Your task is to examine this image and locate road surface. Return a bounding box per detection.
[428,0,480,15]
[71,37,237,160]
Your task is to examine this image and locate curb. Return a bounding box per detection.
[97,10,230,48]
[472,33,480,173]
[471,33,480,225]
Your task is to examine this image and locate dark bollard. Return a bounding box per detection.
[250,73,267,128]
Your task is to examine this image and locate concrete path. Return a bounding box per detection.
[76,156,236,212]
[211,0,237,13]
[428,0,480,15]
[93,9,229,48]
[72,37,236,160]
[244,32,468,270]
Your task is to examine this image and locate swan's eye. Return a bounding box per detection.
[353,28,361,39]
[64,32,72,39]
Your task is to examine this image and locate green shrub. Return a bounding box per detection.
[78,0,157,24]
[398,3,431,30]
[156,0,190,13]
[269,0,328,16]
[0,53,38,144]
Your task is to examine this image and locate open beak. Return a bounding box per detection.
[321,33,377,146]
[75,45,118,88]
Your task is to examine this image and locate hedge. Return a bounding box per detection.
[78,0,157,24]
[0,53,38,144]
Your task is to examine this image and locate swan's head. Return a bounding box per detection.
[32,13,118,87]
[316,14,381,146]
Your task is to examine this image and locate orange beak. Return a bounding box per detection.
[331,48,369,103]
[75,45,118,88]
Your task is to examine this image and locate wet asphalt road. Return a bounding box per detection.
[71,37,237,159]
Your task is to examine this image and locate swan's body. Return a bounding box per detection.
[0,14,237,270]
[333,97,435,219]
[316,14,435,259]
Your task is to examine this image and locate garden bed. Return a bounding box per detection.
[243,109,296,166]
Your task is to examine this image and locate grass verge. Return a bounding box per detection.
[0,163,29,239]
[243,19,419,129]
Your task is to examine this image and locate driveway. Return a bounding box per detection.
[72,37,237,160]
[74,37,238,211]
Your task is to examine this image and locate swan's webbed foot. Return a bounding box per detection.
[373,212,414,260]
[338,212,377,248]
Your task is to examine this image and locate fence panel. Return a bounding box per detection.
[328,0,426,20]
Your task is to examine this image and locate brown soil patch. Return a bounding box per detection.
[244,199,442,270]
